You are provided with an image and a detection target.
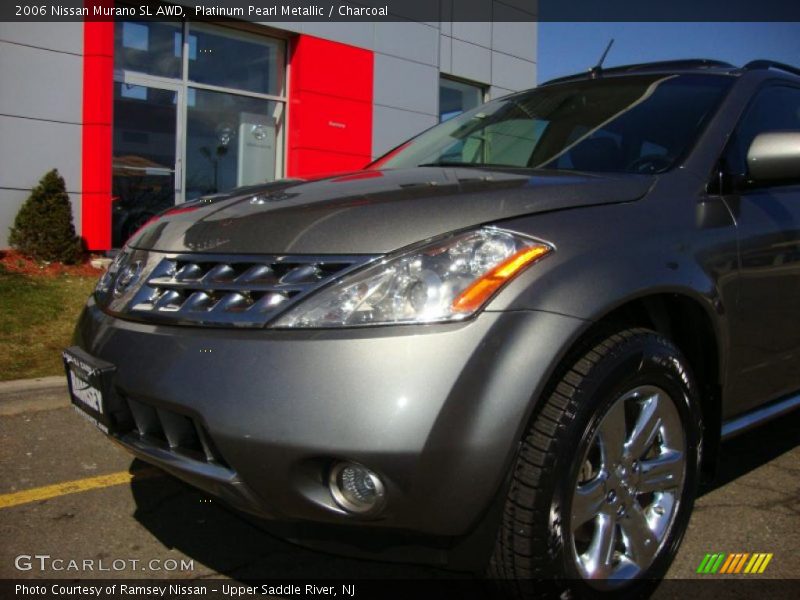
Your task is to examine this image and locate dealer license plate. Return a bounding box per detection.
[63,346,116,434]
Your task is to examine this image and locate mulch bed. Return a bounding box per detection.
[0,249,104,277]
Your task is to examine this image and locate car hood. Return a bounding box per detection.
[129,167,654,255]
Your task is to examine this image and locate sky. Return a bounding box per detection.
[537,22,800,83]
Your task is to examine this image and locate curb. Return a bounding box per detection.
[0,376,70,416]
[0,375,66,394]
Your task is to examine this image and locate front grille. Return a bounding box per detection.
[109,253,373,327]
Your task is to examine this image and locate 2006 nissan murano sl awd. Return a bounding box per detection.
[65,59,800,596]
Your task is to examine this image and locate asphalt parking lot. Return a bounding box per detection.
[1,395,798,588]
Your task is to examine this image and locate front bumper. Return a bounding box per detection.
[73,297,586,538]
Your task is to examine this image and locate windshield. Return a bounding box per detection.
[370,74,733,174]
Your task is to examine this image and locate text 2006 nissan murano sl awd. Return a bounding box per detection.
[65,59,800,596]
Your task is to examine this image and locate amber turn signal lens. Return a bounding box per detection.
[452,244,552,314]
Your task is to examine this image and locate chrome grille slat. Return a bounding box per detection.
[145,277,307,293]
[174,263,203,281]
[204,263,237,283]
[182,291,213,312]
[214,292,250,313]
[279,264,323,284]
[252,292,288,311]
[116,252,375,327]
[154,290,182,311]
[237,264,276,284]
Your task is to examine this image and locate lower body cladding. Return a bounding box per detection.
[72,299,586,565]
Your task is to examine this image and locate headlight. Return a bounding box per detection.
[271,227,553,328]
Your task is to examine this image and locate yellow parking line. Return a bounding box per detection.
[0,469,161,509]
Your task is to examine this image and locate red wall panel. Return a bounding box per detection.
[290,35,373,102]
[289,92,372,156]
[81,11,114,250]
[287,35,374,178]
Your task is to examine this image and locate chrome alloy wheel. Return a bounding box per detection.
[569,385,687,585]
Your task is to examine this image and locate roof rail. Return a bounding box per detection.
[743,60,800,78]
[542,59,735,86]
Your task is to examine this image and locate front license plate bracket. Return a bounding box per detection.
[63,346,118,434]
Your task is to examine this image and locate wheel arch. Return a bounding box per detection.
[549,290,725,481]
[450,290,725,568]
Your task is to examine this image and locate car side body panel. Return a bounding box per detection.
[484,177,740,414]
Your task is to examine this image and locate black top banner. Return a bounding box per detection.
[3,0,800,22]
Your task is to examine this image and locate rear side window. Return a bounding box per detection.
[723,85,800,176]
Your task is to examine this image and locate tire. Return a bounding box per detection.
[488,328,703,599]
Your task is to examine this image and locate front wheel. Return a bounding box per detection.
[489,328,703,598]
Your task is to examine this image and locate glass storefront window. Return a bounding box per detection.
[114,21,182,79]
[112,20,287,246]
[112,83,178,247]
[188,24,285,96]
[440,77,484,122]
[186,89,284,200]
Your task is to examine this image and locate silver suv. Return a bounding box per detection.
[65,59,800,596]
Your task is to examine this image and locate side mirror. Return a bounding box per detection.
[746,131,800,183]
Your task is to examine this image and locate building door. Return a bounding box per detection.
[112,77,183,247]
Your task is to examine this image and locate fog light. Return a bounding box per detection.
[329,461,386,515]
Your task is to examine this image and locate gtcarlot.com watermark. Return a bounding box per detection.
[14,554,194,573]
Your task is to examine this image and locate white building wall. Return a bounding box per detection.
[0,22,85,247]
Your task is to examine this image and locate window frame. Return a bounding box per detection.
[113,19,289,205]
[438,75,487,123]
